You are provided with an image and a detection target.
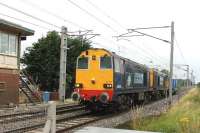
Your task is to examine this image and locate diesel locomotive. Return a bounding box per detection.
[72,48,169,109]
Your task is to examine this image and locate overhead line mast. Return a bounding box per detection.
[114,22,175,105]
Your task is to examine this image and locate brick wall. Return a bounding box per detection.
[0,68,19,105]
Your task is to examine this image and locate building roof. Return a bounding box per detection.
[0,18,34,36]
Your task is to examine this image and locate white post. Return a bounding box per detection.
[43,101,56,133]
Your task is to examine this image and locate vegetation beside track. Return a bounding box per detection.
[118,87,200,133]
[197,82,200,88]
[21,31,91,94]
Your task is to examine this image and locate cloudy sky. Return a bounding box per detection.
[0,0,199,82]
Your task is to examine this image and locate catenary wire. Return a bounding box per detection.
[9,0,126,56]
[84,0,126,30]
[174,36,187,64]
[64,0,170,69]
[81,0,171,66]
[65,0,119,33]
[1,1,171,71]
[18,0,87,30]
[0,13,54,31]
[0,1,61,29]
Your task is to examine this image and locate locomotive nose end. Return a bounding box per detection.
[71,92,80,101]
[99,92,109,103]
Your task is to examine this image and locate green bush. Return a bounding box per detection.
[197,82,200,88]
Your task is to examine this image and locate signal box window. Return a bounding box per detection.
[77,57,88,69]
[0,32,17,56]
[100,56,112,69]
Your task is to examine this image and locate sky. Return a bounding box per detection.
[0,0,199,82]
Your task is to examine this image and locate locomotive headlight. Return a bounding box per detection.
[91,78,96,84]
[75,83,83,88]
[71,92,80,101]
[99,92,109,103]
[103,84,112,89]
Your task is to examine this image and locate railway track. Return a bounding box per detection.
[1,104,124,133]
[2,90,185,133]
[28,110,125,133]
[0,104,84,124]
[56,111,123,133]
[56,115,104,133]
[0,104,86,133]
[1,98,165,133]
[3,110,91,133]
[53,97,171,133]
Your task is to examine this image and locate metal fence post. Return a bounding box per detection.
[43,101,56,133]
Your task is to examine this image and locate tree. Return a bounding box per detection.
[161,69,169,76]
[21,31,91,95]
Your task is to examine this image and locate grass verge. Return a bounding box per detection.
[118,88,200,133]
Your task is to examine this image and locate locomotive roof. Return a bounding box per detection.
[85,48,149,70]
[82,48,168,76]
[110,50,149,70]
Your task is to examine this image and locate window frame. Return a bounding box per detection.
[160,76,164,86]
[0,31,18,57]
[114,57,120,72]
[126,72,133,87]
[99,56,113,69]
[133,72,144,84]
[9,34,17,56]
[0,32,9,55]
[76,56,90,70]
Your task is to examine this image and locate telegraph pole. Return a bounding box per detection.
[59,26,68,102]
[169,21,174,104]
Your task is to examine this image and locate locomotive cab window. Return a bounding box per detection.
[100,56,112,69]
[77,57,88,69]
